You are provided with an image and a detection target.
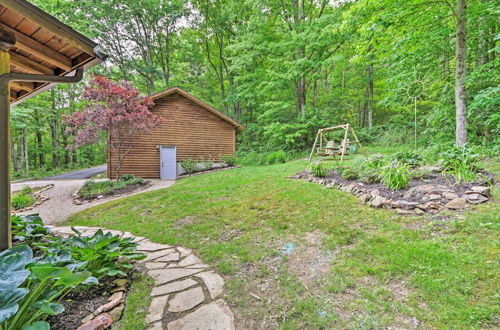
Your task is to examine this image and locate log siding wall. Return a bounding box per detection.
[108,92,237,179]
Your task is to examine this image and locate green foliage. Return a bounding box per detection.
[222,154,237,166]
[0,245,94,330]
[79,176,146,199]
[439,147,481,184]
[380,161,410,190]
[339,167,358,180]
[391,151,422,167]
[266,150,287,165]
[12,214,50,245]
[42,229,146,279]
[180,158,197,174]
[202,156,214,170]
[350,155,385,183]
[310,161,328,178]
[237,152,269,166]
[11,188,36,211]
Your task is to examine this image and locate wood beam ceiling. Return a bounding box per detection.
[11,81,35,92]
[10,51,54,75]
[0,22,72,71]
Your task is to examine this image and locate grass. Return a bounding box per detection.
[113,272,153,330]
[68,154,500,329]
[11,187,36,210]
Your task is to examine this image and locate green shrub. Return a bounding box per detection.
[222,154,237,166]
[380,161,410,190]
[11,193,36,210]
[340,167,358,180]
[79,180,114,198]
[12,214,50,244]
[181,158,197,174]
[266,150,287,164]
[118,174,145,185]
[118,174,135,181]
[439,146,480,184]
[391,151,422,167]
[202,156,214,170]
[310,161,328,177]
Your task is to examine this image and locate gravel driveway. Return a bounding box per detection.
[11,179,175,225]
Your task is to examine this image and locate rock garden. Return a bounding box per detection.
[73,174,150,204]
[11,185,53,213]
[295,148,494,215]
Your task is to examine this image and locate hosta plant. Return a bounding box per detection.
[44,229,146,278]
[12,214,51,245]
[0,245,96,330]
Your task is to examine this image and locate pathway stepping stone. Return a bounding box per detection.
[150,268,204,285]
[145,295,170,324]
[195,271,224,299]
[151,279,198,297]
[168,287,205,312]
[166,300,235,330]
[52,226,235,329]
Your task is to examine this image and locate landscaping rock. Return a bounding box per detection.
[428,194,441,201]
[464,193,488,204]
[156,252,181,262]
[445,198,467,210]
[108,304,125,321]
[471,186,490,197]
[145,295,170,324]
[151,268,204,285]
[177,254,203,267]
[102,292,124,312]
[113,279,129,288]
[77,313,112,330]
[142,249,177,262]
[168,286,205,312]
[442,191,459,199]
[145,262,168,270]
[167,299,235,330]
[195,271,225,299]
[395,208,414,215]
[137,242,173,252]
[359,193,370,203]
[370,195,385,208]
[151,278,198,297]
[370,189,380,197]
[177,247,192,258]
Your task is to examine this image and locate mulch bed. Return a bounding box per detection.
[74,181,151,204]
[47,277,117,330]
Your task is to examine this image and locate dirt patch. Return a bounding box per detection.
[175,215,198,228]
[286,231,333,288]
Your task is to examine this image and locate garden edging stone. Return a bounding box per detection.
[50,225,235,330]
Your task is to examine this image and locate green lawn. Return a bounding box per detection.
[69,158,499,329]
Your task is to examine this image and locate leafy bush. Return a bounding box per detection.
[380,161,410,190]
[222,154,237,166]
[180,158,197,174]
[266,150,287,165]
[439,146,480,184]
[202,156,214,170]
[351,155,385,183]
[0,245,95,329]
[11,187,36,210]
[391,151,422,167]
[340,167,358,180]
[12,214,50,244]
[79,176,146,199]
[310,161,328,177]
[42,228,146,278]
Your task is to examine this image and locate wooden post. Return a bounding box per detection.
[0,27,15,251]
[308,130,320,161]
[340,124,349,161]
[349,125,366,155]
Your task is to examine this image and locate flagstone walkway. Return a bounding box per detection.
[50,225,235,330]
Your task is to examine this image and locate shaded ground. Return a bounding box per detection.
[41,165,107,180]
[11,179,175,224]
[68,159,500,329]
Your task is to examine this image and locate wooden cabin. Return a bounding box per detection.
[107,87,245,179]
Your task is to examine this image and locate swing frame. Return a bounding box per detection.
[308,123,365,162]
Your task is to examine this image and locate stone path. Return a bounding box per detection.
[50,225,235,330]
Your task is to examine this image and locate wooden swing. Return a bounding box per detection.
[308,123,365,162]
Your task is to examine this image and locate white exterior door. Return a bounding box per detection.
[160,146,177,180]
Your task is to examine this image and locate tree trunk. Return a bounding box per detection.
[455,0,468,146]
[33,108,44,166]
[367,63,374,129]
[296,75,306,120]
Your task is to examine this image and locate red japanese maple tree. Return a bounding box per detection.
[65,76,161,177]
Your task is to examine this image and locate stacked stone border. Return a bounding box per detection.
[50,226,235,330]
[12,184,54,214]
[296,173,491,215]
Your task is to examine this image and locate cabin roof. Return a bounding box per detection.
[1,0,106,105]
[150,87,246,132]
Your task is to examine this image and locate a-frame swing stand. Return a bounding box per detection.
[308,123,365,162]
